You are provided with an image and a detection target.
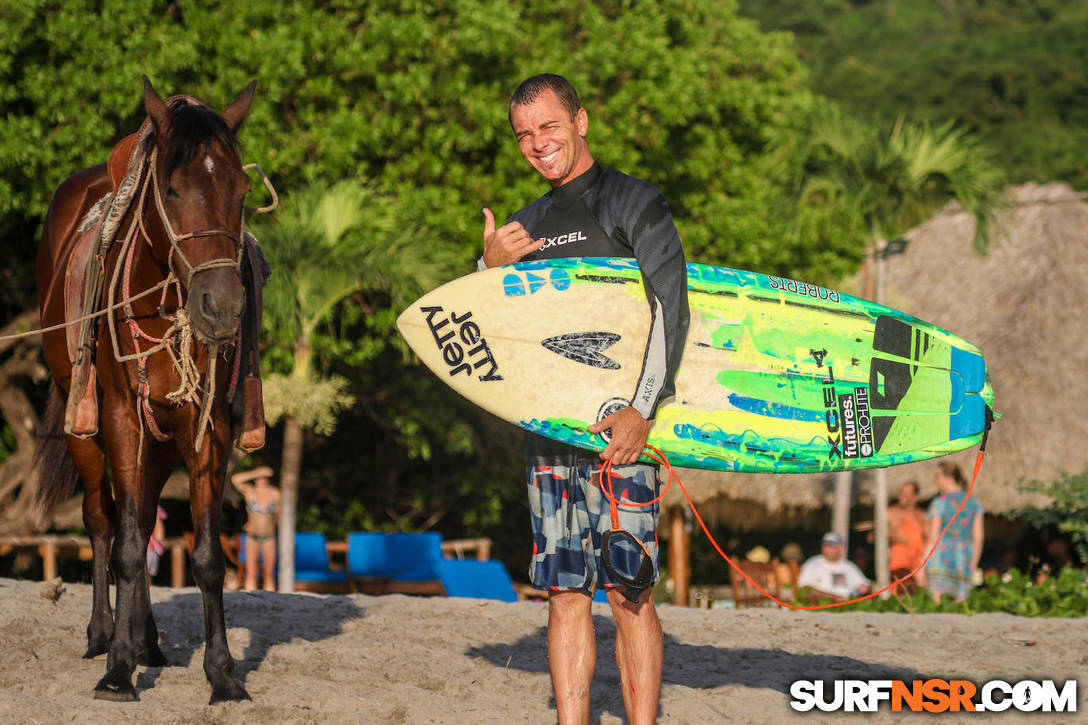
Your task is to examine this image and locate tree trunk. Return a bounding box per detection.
[667,505,690,606]
[874,467,890,595]
[277,414,303,592]
[276,335,311,592]
[830,243,877,546]
[832,470,852,544]
[872,242,890,595]
[0,314,51,535]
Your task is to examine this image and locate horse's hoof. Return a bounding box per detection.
[94,669,137,701]
[209,680,251,704]
[84,628,112,659]
[82,641,109,660]
[93,682,138,702]
[140,645,168,667]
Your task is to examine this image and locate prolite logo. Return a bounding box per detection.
[790,679,1077,713]
[420,306,502,381]
[838,387,874,459]
[538,229,587,251]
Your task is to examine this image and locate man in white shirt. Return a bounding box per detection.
[798,532,872,602]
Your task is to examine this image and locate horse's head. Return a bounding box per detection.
[142,77,256,346]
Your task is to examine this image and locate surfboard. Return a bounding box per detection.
[396,257,993,473]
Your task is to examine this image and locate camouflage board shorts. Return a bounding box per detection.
[527,463,660,594]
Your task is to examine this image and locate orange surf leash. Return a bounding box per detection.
[602,407,994,610]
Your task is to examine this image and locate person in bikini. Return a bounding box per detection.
[230,465,280,591]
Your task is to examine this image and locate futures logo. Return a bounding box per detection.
[813,349,874,460]
[421,306,502,382]
[839,387,874,459]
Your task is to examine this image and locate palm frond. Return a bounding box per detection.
[792,110,1005,254]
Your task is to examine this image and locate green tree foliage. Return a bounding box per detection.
[0,0,874,562]
[2,0,860,292]
[739,0,1088,189]
[1017,470,1088,565]
[781,109,1005,258]
[248,177,459,587]
[824,566,1088,617]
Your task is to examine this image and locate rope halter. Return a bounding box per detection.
[147,147,244,285]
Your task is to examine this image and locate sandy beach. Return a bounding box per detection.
[0,577,1083,724]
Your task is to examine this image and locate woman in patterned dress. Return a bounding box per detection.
[925,461,985,602]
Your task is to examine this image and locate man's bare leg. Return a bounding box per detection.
[548,591,595,724]
[608,588,663,725]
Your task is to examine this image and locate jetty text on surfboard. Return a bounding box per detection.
[420,306,502,382]
[769,275,840,303]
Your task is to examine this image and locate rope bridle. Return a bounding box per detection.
[105,144,251,453]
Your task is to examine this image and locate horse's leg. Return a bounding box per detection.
[134,441,178,667]
[69,435,115,659]
[182,418,249,703]
[91,402,151,701]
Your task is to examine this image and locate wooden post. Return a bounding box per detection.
[41,539,56,581]
[171,542,186,588]
[668,505,690,606]
[833,470,852,543]
[873,243,892,596]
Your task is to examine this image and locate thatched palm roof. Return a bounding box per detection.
[666,183,1088,525]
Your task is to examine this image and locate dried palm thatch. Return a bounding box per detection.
[666,183,1088,526]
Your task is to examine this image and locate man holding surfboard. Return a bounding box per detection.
[479,73,689,725]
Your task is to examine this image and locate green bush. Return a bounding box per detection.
[1016,469,1088,564]
[814,566,1088,617]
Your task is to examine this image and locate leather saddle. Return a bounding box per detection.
[61,125,153,437]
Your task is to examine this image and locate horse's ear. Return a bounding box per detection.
[143,76,170,134]
[221,80,257,133]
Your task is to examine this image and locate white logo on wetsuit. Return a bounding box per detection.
[538,230,587,251]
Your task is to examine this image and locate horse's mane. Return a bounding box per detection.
[141,96,241,175]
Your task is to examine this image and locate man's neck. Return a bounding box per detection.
[550,149,595,188]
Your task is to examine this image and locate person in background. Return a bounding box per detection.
[777,542,804,599]
[230,465,280,591]
[798,532,871,602]
[779,542,803,566]
[745,545,771,564]
[925,461,984,603]
[146,505,167,583]
[851,544,874,580]
[888,480,928,592]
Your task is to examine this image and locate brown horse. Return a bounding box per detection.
[36,77,256,702]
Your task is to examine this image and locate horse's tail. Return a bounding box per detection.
[34,383,80,511]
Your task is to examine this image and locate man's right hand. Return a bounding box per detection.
[482,207,544,268]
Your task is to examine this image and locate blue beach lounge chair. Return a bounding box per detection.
[293,531,348,593]
[434,558,518,602]
[347,531,445,595]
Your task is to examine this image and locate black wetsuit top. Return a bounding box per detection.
[495,162,690,464]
